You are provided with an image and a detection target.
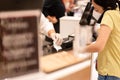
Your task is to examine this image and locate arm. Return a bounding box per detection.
[81,24,112,53]
[40,13,55,37]
[40,13,63,45]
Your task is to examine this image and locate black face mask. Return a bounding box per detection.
[97,10,107,23]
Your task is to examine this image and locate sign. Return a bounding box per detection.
[0,10,40,79]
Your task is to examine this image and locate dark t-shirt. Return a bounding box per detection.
[42,0,65,19]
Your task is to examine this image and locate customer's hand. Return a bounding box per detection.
[78,47,86,53]
[50,33,63,46]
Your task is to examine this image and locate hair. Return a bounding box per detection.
[93,0,120,10]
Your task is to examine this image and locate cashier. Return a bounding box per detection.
[40,13,63,46]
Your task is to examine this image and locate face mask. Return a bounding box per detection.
[92,10,102,20]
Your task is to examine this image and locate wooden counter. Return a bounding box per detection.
[46,60,91,80]
[58,66,90,80]
[40,50,91,80]
[40,50,91,73]
[4,51,91,80]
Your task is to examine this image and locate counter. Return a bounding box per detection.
[4,51,91,80]
[40,50,91,80]
[46,60,91,80]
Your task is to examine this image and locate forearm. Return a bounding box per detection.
[84,42,101,53]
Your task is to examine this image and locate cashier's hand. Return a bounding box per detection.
[50,33,63,46]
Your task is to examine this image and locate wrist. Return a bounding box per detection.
[48,29,55,37]
[47,16,52,22]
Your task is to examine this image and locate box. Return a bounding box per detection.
[60,16,80,38]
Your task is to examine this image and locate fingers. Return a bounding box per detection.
[50,33,63,46]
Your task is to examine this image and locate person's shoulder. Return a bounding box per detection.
[104,9,119,17]
[106,8,119,14]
